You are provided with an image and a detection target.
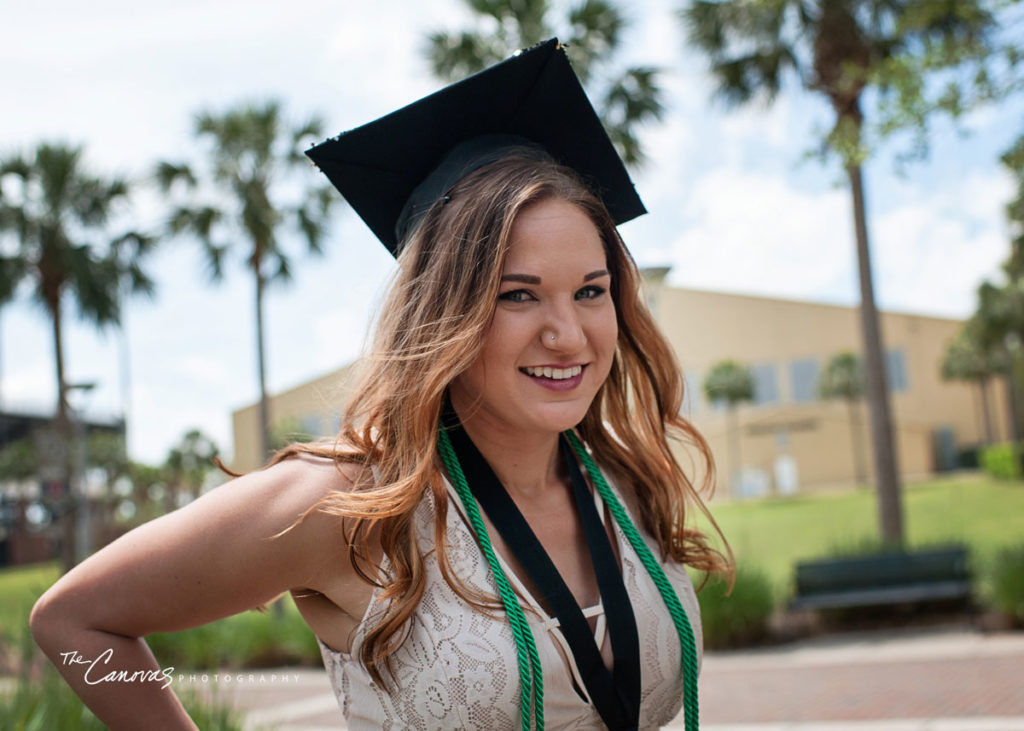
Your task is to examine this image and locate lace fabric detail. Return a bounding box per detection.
[318,477,702,730]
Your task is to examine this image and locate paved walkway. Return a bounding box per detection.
[204,627,1024,730]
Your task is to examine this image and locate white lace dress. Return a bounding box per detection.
[318,475,703,730]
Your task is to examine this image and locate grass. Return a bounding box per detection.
[697,473,1024,600]
[0,561,59,664]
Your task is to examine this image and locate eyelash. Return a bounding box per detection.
[498,285,607,303]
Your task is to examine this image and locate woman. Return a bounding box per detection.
[31,40,730,730]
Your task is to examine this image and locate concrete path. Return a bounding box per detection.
[207,627,1024,730]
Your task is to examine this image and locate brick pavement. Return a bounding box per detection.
[693,628,1024,729]
[213,628,1024,730]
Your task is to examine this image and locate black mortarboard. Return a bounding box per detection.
[306,38,646,256]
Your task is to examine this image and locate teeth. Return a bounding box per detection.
[523,365,583,380]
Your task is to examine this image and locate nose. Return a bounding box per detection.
[541,300,586,352]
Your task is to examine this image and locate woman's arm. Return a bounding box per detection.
[29,455,356,730]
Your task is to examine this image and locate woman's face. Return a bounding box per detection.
[450,197,618,437]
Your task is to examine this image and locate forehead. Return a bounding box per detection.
[503,198,606,270]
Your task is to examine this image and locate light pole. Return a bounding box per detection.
[65,381,96,567]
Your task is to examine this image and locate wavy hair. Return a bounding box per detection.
[272,153,732,684]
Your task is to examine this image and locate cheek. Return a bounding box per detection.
[593,307,619,353]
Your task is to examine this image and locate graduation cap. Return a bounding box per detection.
[306,38,646,256]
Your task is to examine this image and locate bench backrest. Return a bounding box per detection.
[795,545,970,596]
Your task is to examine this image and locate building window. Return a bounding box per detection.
[300,415,323,437]
[751,363,779,405]
[789,358,820,403]
[886,349,908,392]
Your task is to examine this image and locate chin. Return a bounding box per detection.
[529,401,593,434]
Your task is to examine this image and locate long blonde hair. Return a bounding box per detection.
[273,153,731,683]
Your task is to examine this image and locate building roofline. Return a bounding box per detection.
[661,284,966,324]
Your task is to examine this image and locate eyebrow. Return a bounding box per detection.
[500,269,610,284]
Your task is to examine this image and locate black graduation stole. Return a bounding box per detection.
[442,411,642,730]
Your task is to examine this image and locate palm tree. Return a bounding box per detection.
[163,428,220,506]
[681,0,998,545]
[941,328,1003,446]
[971,280,1023,445]
[1001,132,1024,280]
[425,0,664,166]
[0,142,155,570]
[820,351,869,486]
[703,359,754,496]
[156,101,338,464]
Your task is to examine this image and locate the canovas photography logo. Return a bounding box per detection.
[60,649,303,689]
[60,649,175,690]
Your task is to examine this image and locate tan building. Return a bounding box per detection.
[232,282,1008,493]
[648,285,1008,497]
[231,364,357,472]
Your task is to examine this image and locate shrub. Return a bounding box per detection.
[697,565,775,649]
[989,544,1024,626]
[147,599,320,670]
[980,443,1023,479]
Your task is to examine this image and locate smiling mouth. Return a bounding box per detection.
[519,364,585,380]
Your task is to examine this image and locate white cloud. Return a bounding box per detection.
[173,355,231,387]
[131,383,232,464]
[3,363,55,409]
[872,170,1014,317]
[312,309,366,373]
[665,166,854,302]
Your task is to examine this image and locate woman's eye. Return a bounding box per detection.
[498,289,534,303]
[576,285,607,300]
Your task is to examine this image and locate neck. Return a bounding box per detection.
[450,400,564,500]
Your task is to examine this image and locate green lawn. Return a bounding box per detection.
[699,473,1024,598]
[0,561,59,650]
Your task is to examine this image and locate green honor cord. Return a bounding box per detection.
[438,427,544,731]
[564,430,699,731]
[437,427,700,731]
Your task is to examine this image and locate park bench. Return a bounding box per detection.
[789,545,972,611]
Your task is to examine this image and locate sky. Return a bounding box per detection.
[1,0,1022,465]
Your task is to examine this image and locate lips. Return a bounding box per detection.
[519,364,587,391]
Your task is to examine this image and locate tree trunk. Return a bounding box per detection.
[1005,354,1022,445]
[51,298,76,572]
[846,396,867,486]
[847,162,904,546]
[118,280,133,456]
[978,376,995,445]
[255,270,270,464]
[728,405,741,498]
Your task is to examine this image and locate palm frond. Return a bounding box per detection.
[602,66,665,125]
[154,161,197,192]
[203,242,230,282]
[425,30,505,81]
[268,251,292,284]
[0,153,31,179]
[567,0,625,82]
[168,205,222,241]
[67,244,121,327]
[0,254,29,303]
